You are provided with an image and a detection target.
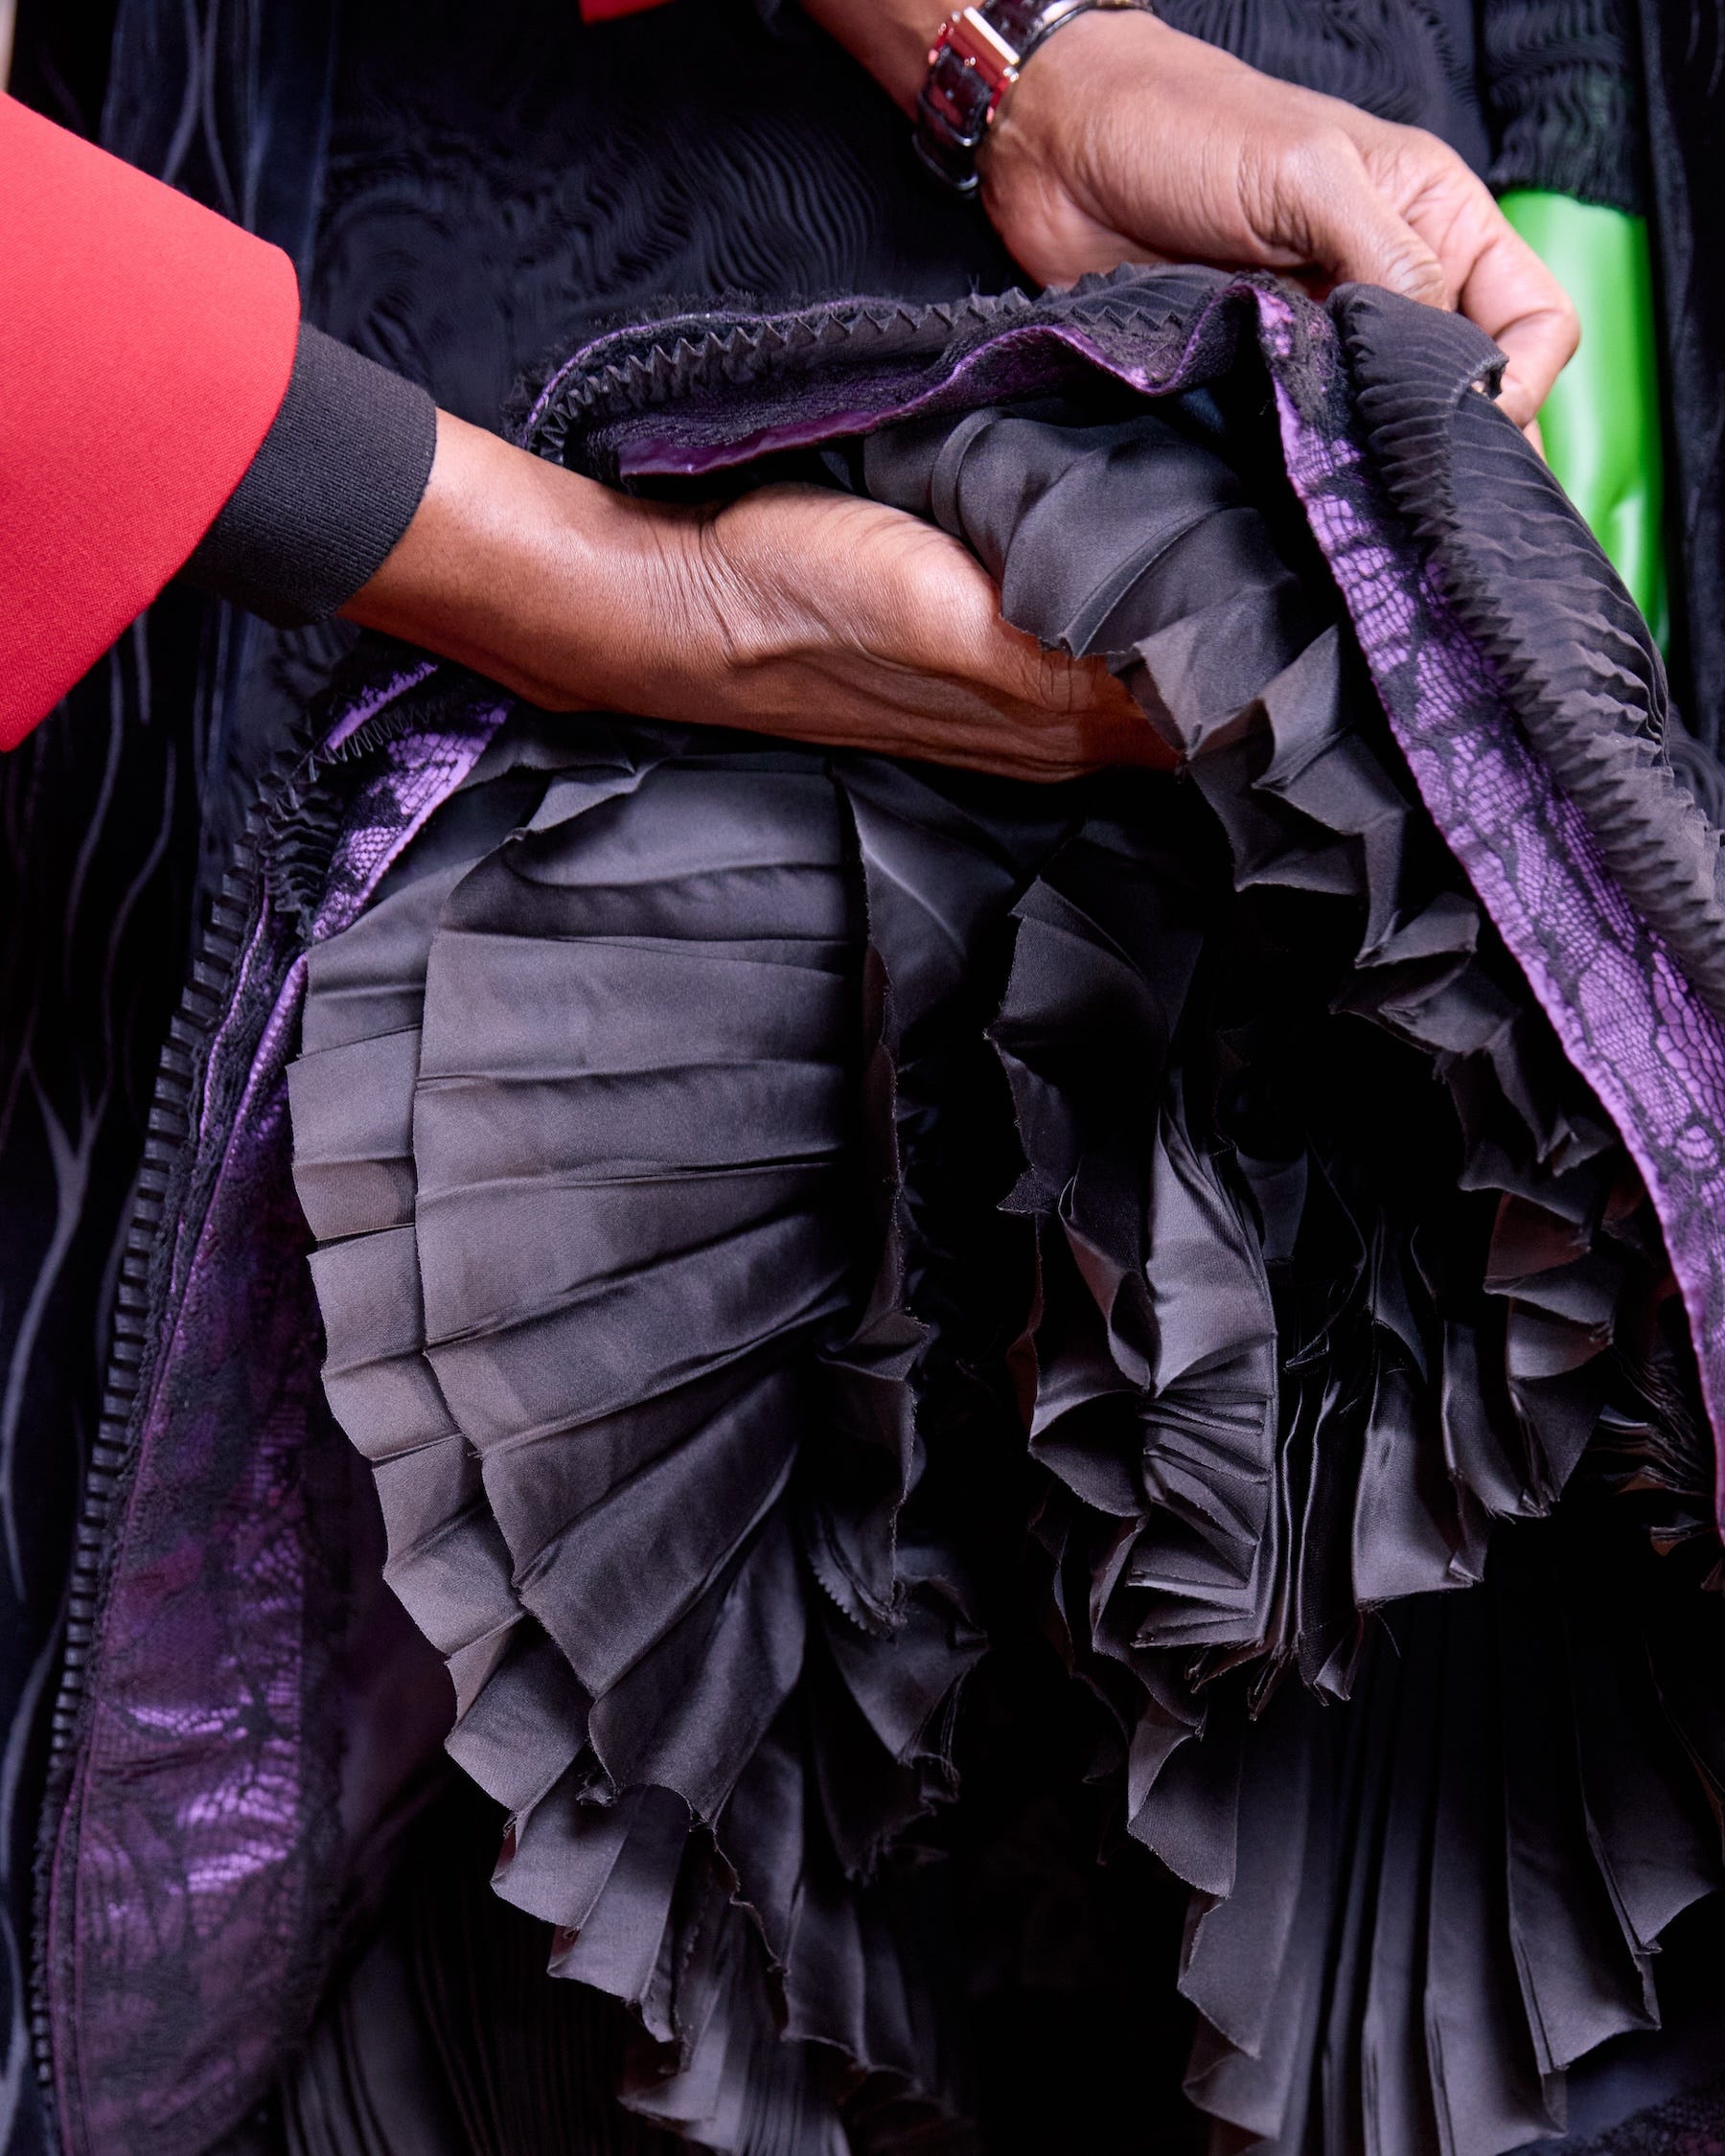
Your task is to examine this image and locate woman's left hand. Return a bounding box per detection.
[978,10,1576,430]
[803,2,1579,432]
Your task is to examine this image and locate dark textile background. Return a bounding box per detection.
[0,5,1706,2153]
[2,11,337,2155]
[1632,1,1725,758]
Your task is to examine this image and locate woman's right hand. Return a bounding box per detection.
[343,411,1167,782]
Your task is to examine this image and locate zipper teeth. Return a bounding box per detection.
[28,832,262,2102]
[26,656,458,2119]
[23,673,391,2111]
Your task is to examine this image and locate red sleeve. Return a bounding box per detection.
[0,96,300,747]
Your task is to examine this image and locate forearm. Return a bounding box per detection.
[339,410,691,714]
[797,0,942,112]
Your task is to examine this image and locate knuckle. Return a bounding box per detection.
[1286,123,1359,188]
[1397,123,1451,167]
[1399,250,1452,307]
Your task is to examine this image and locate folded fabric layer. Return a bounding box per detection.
[290,378,1721,2154]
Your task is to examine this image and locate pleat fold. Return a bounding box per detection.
[289,383,1725,2154]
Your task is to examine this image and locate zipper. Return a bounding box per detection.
[28,812,265,2115]
[24,681,430,2122]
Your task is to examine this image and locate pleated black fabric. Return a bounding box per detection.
[290,378,1725,2155]
[283,1782,689,2156]
[1334,287,1725,1018]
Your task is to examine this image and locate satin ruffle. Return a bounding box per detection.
[289,388,1720,2154]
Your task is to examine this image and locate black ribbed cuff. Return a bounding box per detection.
[186,325,438,629]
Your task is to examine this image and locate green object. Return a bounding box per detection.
[1500,190,1667,644]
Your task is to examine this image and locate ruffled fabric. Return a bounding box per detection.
[290,379,1723,2153]
[292,720,1034,2147]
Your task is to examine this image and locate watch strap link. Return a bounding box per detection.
[914,0,1151,194]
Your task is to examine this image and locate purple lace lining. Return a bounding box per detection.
[1254,287,1725,1510]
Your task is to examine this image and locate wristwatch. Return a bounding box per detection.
[913,0,1157,195]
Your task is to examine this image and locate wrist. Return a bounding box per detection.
[796,0,949,115]
[343,409,784,719]
[342,412,656,710]
[915,1,1159,198]
[980,7,1165,221]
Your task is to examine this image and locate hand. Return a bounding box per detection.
[635,481,1164,779]
[344,413,1163,782]
[980,11,1577,429]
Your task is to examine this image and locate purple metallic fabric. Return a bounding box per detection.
[37,274,1725,2154]
[44,981,322,2152]
[39,702,503,2156]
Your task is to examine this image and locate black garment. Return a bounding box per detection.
[0,7,1692,2156]
[286,356,1725,2154]
[186,325,437,629]
[1478,0,1643,207]
[1631,0,1725,754]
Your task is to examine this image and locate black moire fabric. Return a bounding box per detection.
[1476,0,1643,208]
[1630,0,1725,758]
